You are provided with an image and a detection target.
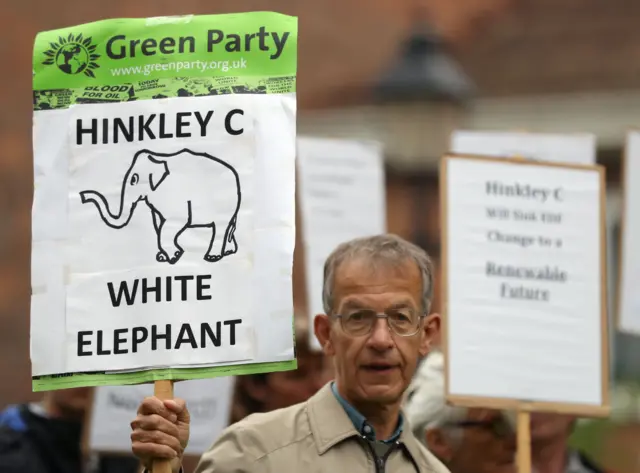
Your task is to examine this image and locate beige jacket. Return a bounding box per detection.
[194,383,450,473]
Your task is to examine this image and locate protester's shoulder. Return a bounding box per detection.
[577,450,615,473]
[0,405,28,433]
[411,438,451,473]
[0,424,38,473]
[227,401,311,446]
[212,401,312,459]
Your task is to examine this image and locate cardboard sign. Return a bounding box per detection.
[441,154,609,416]
[451,130,596,165]
[30,12,299,391]
[619,131,640,334]
[88,377,233,455]
[297,137,387,350]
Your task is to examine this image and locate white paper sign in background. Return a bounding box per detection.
[89,377,234,455]
[297,137,387,350]
[30,93,298,376]
[619,132,640,335]
[445,156,604,406]
[451,130,596,165]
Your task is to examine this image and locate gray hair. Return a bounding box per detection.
[321,233,434,315]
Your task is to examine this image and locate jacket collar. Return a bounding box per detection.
[306,382,427,468]
[307,382,360,454]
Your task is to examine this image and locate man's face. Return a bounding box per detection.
[315,257,439,405]
[45,387,92,420]
[529,412,575,444]
[427,408,516,473]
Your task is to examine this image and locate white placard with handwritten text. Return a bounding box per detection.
[451,130,595,165]
[297,137,386,350]
[443,155,604,406]
[89,377,234,455]
[619,132,640,334]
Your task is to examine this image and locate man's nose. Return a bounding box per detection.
[366,318,394,349]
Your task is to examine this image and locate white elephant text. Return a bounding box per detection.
[107,274,215,307]
[76,320,242,356]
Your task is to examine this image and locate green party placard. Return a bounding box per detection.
[31,12,298,392]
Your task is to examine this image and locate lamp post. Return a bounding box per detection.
[372,20,474,170]
[373,21,475,251]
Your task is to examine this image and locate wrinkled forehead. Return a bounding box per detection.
[332,256,422,310]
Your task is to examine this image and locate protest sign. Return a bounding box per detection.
[30,12,299,391]
[441,153,610,473]
[87,377,234,456]
[296,137,386,350]
[440,154,610,415]
[451,130,596,164]
[618,131,640,335]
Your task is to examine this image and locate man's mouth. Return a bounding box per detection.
[362,363,398,373]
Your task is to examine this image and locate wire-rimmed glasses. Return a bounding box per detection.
[331,309,425,337]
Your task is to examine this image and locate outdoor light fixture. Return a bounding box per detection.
[374,23,475,104]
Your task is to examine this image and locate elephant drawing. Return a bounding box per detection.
[79,148,241,265]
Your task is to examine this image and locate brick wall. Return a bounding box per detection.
[457,0,640,96]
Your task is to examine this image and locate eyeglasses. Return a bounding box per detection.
[451,418,513,438]
[331,309,425,337]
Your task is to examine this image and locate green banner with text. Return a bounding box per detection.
[33,12,297,110]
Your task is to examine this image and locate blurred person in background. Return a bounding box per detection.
[130,234,449,472]
[0,387,140,473]
[404,350,516,473]
[228,315,333,424]
[530,413,613,473]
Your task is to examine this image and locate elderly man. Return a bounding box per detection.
[404,350,516,473]
[130,234,448,472]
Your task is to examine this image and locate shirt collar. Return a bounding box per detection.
[330,381,403,444]
[306,382,429,469]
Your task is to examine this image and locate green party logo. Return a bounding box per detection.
[42,33,100,78]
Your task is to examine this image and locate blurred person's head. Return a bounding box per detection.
[314,234,440,407]
[530,412,576,445]
[229,317,331,423]
[405,351,516,473]
[42,387,92,421]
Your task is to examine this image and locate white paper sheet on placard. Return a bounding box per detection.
[30,240,67,376]
[451,130,596,165]
[619,132,640,335]
[445,156,603,406]
[65,95,256,372]
[297,137,387,350]
[30,93,298,376]
[88,377,234,455]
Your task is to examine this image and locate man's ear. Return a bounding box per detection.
[419,313,441,357]
[425,428,454,463]
[313,314,335,357]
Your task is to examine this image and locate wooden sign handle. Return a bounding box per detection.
[152,380,175,473]
[517,410,531,473]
